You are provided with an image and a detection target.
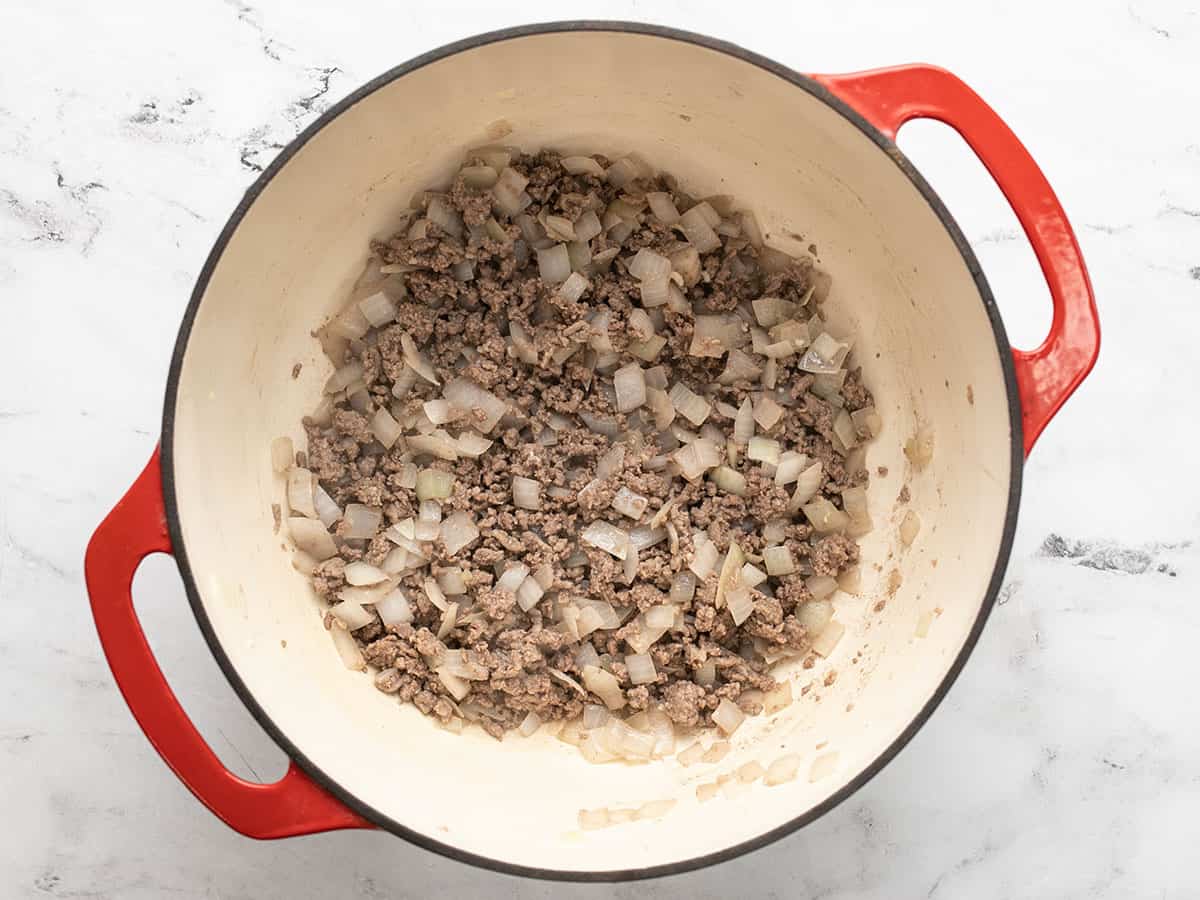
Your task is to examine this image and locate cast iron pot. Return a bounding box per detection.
[84,22,1099,882]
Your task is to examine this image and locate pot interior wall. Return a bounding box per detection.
[168,30,1015,873]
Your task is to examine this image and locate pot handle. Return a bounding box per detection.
[84,448,372,838]
[812,65,1100,454]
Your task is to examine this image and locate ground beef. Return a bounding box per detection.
[290,148,873,742]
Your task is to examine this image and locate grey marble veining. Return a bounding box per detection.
[1,0,1197,897]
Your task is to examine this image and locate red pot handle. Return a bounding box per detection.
[84,448,372,838]
[812,65,1100,455]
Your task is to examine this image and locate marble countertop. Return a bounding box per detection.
[3,0,1197,896]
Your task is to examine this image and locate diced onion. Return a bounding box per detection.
[799,332,850,374]
[400,333,440,385]
[605,157,640,188]
[803,498,850,534]
[537,244,571,284]
[441,511,479,555]
[358,290,397,327]
[561,155,604,176]
[579,411,620,437]
[774,452,808,486]
[852,406,882,439]
[492,167,530,217]
[764,545,796,576]
[797,598,834,635]
[727,587,755,626]
[374,589,414,626]
[574,210,603,242]
[670,571,697,604]
[695,659,716,686]
[646,388,676,430]
[679,204,721,253]
[271,436,294,472]
[806,574,838,600]
[668,383,711,425]
[287,468,317,518]
[595,444,626,480]
[328,307,370,342]
[718,349,763,385]
[740,563,767,588]
[407,431,460,461]
[644,604,677,630]
[712,698,745,735]
[628,248,672,281]
[436,667,470,701]
[330,600,374,631]
[329,625,365,670]
[436,601,458,639]
[646,192,680,224]
[640,275,670,308]
[496,563,529,594]
[415,468,455,501]
[753,394,785,430]
[517,711,542,737]
[342,503,382,539]
[710,466,747,497]
[512,476,543,510]
[367,407,401,449]
[289,517,337,561]
[516,575,545,611]
[611,487,649,520]
[789,461,823,511]
[581,521,629,560]
[613,363,647,412]
[747,437,781,465]
[764,754,802,786]
[625,652,657,685]
[733,398,755,445]
[344,562,387,586]
[689,315,744,358]
[689,536,719,578]
[812,620,845,657]
[582,665,626,710]
[436,567,467,595]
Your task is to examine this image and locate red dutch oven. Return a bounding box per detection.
[84,23,1098,881]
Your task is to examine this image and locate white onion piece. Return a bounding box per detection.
[271,436,294,472]
[415,469,455,501]
[695,659,716,686]
[628,248,672,282]
[441,511,479,555]
[807,574,838,600]
[689,536,719,578]
[788,462,823,511]
[421,399,458,426]
[391,365,418,400]
[613,363,647,412]
[689,314,743,358]
[342,503,382,539]
[621,545,639,585]
[644,604,677,630]
[832,409,858,451]
[556,271,590,304]
[460,164,498,189]
[576,606,605,638]
[812,620,845,657]
[492,167,530,217]
[400,333,440,385]
[740,563,768,589]
[358,290,397,327]
[670,571,697,604]
[284,518,333,561]
[344,562,387,586]
[673,438,721,481]
[711,466,748,497]
[436,668,470,701]
[595,444,626,480]
[426,195,463,238]
[747,437,781,464]
[517,711,542,737]
[450,432,492,459]
[679,204,721,253]
[435,568,466,596]
[646,192,680,225]
[579,411,620,437]
[407,431,459,461]
[367,407,401,449]
[851,406,882,439]
[537,244,571,284]
[582,665,626,710]
[328,307,370,342]
[799,332,851,374]
[329,625,365,671]
[718,349,763,385]
[287,468,317,518]
[496,563,529,594]
[727,587,755,626]
[764,754,802,786]
[543,214,576,242]
[645,387,676,430]
[516,575,545,611]
[803,498,850,534]
[753,394,785,430]
[712,698,745,735]
[581,521,629,560]
[312,484,341,528]
[625,652,657,685]
[561,155,604,176]
[511,476,543,510]
[436,602,458,640]
[733,398,755,446]
[764,545,796,576]
[373,588,414,626]
[605,157,639,188]
[639,274,670,308]
[752,297,796,328]
[668,383,711,425]
[774,451,808,486]
[797,598,834,636]
[330,600,374,631]
[380,547,410,575]
[574,210,603,243]
[611,487,649,520]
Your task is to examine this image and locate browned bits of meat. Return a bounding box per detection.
[287,148,876,749]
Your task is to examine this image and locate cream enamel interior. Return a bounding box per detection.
[168,31,1015,874]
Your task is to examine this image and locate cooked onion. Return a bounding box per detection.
[763,545,796,576]
[400,333,440,385]
[611,487,649,520]
[374,589,414,626]
[679,204,721,253]
[370,408,403,449]
[344,562,387,586]
[436,567,467,595]
[516,575,545,611]
[710,465,748,497]
[613,362,647,412]
[330,600,374,631]
[512,476,543,510]
[415,469,455,501]
[581,521,629,559]
[441,511,479,555]
[727,587,755,626]
[625,652,657,685]
[574,210,603,242]
[358,290,397,327]
[646,192,680,224]
[670,571,697,604]
[342,503,381,539]
[747,437,781,465]
[689,536,719,578]
[561,155,604,176]
[595,444,626,480]
[329,625,365,670]
[799,332,850,374]
[287,468,317,518]
[811,620,845,657]
[407,431,460,461]
[537,244,571,284]
[271,436,294,472]
[582,665,626,710]
[806,574,838,600]
[802,498,850,534]
[668,382,711,425]
[689,314,744,358]
[712,698,745,735]
[753,394,784,430]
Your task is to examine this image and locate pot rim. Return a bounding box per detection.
[160,20,1023,882]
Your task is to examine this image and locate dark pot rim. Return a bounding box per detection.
[160,20,1023,883]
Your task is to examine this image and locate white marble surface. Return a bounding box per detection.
[2,0,1198,896]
